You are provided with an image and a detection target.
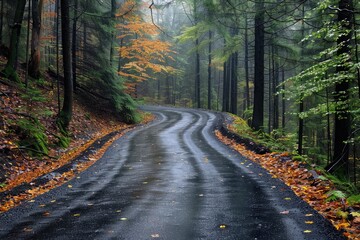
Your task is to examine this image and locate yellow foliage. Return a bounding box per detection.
[116,0,176,94]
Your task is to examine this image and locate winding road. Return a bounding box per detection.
[0,106,343,239]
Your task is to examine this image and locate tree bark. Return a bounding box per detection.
[326,0,353,175]
[0,0,4,44]
[208,30,212,110]
[28,0,44,79]
[230,52,238,115]
[57,0,73,130]
[72,0,78,92]
[244,14,250,114]
[251,0,265,130]
[3,0,26,81]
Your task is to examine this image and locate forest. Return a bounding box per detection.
[0,0,359,213]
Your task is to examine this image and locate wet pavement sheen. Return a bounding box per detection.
[0,106,344,239]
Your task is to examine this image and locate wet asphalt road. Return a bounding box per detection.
[0,106,344,239]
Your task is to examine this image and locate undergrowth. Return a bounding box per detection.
[228,114,360,201]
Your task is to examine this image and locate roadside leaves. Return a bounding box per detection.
[215,130,359,239]
[73,213,81,217]
[280,210,289,215]
[151,234,160,238]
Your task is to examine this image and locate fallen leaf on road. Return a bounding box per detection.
[305,214,313,217]
[280,210,289,215]
[68,184,73,188]
[43,211,50,216]
[303,230,312,233]
[219,224,226,229]
[305,221,314,224]
[120,217,128,221]
[151,234,160,238]
[73,213,81,217]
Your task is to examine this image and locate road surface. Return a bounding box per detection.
[0,106,343,239]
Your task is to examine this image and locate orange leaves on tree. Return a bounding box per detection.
[116,0,176,94]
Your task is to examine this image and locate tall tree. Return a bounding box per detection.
[57,0,73,130]
[28,0,44,79]
[0,0,4,45]
[71,0,78,92]
[207,30,212,109]
[251,0,265,130]
[2,0,26,81]
[194,0,201,108]
[326,0,354,174]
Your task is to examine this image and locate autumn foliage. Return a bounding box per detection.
[116,0,175,94]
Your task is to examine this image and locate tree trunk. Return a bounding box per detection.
[3,0,26,81]
[110,0,116,66]
[244,14,250,114]
[28,0,44,79]
[326,0,353,175]
[0,0,4,44]
[298,100,304,155]
[281,68,285,129]
[230,52,238,115]
[268,47,272,134]
[273,47,279,130]
[208,30,212,110]
[251,0,265,130]
[57,0,73,130]
[72,0,78,92]
[195,37,201,108]
[194,1,200,108]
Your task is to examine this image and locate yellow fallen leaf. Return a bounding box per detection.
[303,230,312,233]
[29,200,35,203]
[350,212,360,217]
[284,197,291,201]
[219,224,226,229]
[68,185,73,188]
[305,214,313,217]
[120,218,128,221]
[305,221,314,224]
[151,234,160,238]
[73,213,81,217]
[116,210,122,213]
[50,200,56,203]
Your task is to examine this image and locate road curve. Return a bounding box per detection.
[0,106,343,239]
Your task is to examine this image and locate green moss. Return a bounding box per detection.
[16,118,49,156]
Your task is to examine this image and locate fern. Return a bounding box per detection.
[326,190,347,202]
[347,194,360,206]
